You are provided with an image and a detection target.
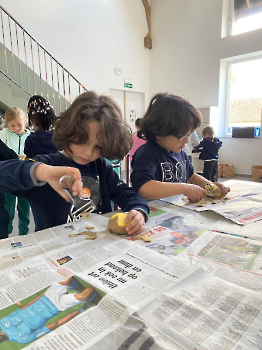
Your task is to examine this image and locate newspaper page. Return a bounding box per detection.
[0,217,110,270]
[160,182,262,214]
[221,180,262,199]
[138,267,262,350]
[247,193,262,202]
[127,219,207,258]
[146,200,211,227]
[0,223,199,350]
[177,230,262,294]
[211,198,262,225]
[211,217,262,241]
[0,213,262,349]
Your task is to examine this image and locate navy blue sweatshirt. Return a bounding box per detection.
[0,152,149,232]
[131,140,194,192]
[24,130,58,158]
[194,137,222,160]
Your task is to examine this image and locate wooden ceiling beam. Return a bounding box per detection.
[142,0,152,49]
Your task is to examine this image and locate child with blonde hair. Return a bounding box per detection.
[193,125,222,182]
[0,107,31,236]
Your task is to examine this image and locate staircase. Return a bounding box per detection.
[0,6,87,114]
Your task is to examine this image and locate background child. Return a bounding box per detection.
[0,92,149,235]
[183,130,200,162]
[0,107,31,236]
[24,95,58,158]
[131,93,229,201]
[129,118,146,162]
[193,125,222,182]
[0,140,18,239]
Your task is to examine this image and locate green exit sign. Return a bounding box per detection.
[124,82,133,88]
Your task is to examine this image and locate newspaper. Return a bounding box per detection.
[0,218,198,350]
[0,214,261,349]
[138,268,262,350]
[160,182,262,223]
[177,230,262,294]
[211,198,262,225]
[220,180,262,199]
[211,217,262,241]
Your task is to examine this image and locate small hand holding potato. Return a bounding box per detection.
[203,183,221,198]
[108,210,145,236]
[108,213,129,234]
[215,182,230,197]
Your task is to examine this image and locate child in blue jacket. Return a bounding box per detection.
[0,92,149,234]
[193,125,222,182]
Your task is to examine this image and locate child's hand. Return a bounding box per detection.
[124,210,146,236]
[34,164,83,201]
[183,184,206,202]
[215,182,230,197]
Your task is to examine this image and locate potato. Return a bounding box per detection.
[203,183,221,198]
[108,213,129,234]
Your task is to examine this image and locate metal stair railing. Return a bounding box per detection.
[0,6,87,113]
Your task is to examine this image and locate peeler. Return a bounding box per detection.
[59,175,100,222]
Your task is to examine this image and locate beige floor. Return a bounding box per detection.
[9,207,35,237]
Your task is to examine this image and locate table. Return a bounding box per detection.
[0,180,261,349]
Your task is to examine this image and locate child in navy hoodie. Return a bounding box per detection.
[193,125,222,182]
[131,93,229,202]
[0,92,149,234]
[24,95,58,158]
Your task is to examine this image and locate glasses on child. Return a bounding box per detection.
[174,132,192,142]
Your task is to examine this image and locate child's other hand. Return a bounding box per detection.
[34,164,83,201]
[183,184,206,202]
[124,210,146,236]
[215,182,230,197]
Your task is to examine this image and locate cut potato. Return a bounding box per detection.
[108,213,129,234]
[203,183,221,198]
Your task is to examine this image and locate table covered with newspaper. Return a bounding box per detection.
[0,180,261,350]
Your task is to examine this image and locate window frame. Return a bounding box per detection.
[227,0,262,36]
[221,54,262,137]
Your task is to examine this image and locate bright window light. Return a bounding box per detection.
[232,11,262,35]
[228,59,262,130]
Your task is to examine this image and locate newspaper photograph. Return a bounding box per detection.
[0,276,103,349]
[128,214,207,257]
[177,231,262,293]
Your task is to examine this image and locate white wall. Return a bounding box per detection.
[150,0,262,175]
[1,0,151,102]
[2,0,262,174]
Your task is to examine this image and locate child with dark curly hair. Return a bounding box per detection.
[24,95,58,158]
[0,92,149,234]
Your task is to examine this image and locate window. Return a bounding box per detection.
[226,57,262,134]
[230,0,262,35]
